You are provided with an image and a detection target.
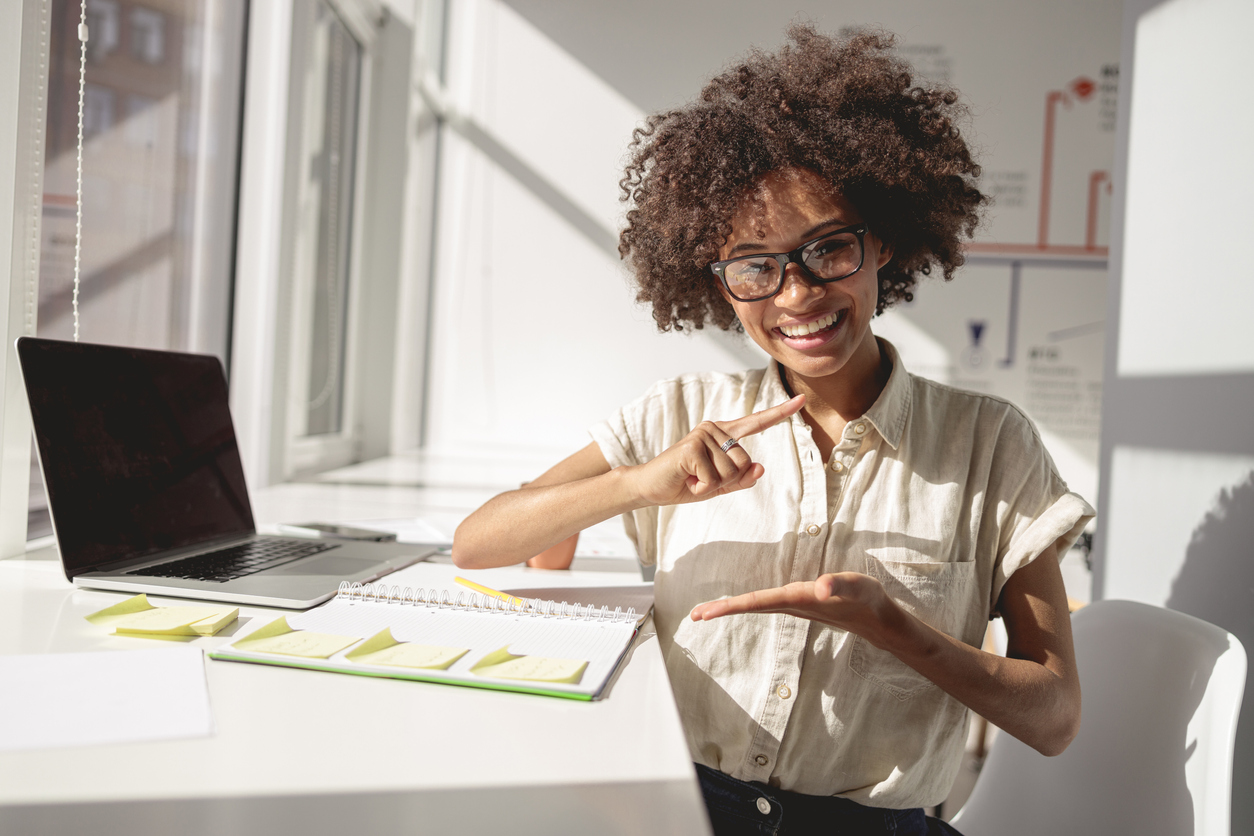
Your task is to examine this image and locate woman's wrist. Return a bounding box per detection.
[863,592,922,656]
[612,462,653,512]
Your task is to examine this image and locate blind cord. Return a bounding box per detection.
[72,0,88,342]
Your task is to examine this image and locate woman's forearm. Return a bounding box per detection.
[873,544,1081,755]
[452,466,641,569]
[452,399,805,570]
[688,538,1082,754]
[878,606,1081,755]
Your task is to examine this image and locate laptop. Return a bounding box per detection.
[17,337,436,609]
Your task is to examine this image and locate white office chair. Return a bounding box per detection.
[950,599,1246,836]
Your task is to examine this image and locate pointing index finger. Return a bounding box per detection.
[722,394,805,441]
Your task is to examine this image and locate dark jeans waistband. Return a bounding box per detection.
[695,763,962,836]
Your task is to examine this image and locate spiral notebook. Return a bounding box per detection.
[209,582,651,700]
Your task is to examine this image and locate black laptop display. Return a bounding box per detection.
[17,337,431,608]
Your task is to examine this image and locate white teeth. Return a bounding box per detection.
[780,311,839,338]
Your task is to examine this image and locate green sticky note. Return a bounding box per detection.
[470,645,588,684]
[345,629,468,670]
[233,617,358,659]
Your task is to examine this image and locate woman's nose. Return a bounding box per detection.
[775,263,823,307]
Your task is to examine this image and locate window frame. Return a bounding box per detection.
[231,0,407,488]
[0,0,50,557]
[282,0,377,479]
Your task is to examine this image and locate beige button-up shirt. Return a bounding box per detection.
[590,340,1094,808]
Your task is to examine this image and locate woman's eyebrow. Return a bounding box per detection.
[799,217,853,240]
[725,217,854,257]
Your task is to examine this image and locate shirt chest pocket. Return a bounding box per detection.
[848,555,978,701]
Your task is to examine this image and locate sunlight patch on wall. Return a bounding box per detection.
[1103,445,1254,604]
[1118,0,1254,376]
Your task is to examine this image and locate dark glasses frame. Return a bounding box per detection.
[709,223,869,302]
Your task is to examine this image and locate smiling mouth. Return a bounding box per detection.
[777,310,845,338]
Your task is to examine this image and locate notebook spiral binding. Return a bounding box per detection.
[336,581,639,624]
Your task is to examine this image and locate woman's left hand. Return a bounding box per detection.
[689,572,901,649]
[690,541,1083,757]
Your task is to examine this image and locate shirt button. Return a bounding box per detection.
[806,524,821,537]
[831,460,844,473]
[756,797,772,815]
[754,754,769,766]
[854,422,867,435]
[778,684,791,699]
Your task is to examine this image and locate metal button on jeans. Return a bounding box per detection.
[756,797,771,815]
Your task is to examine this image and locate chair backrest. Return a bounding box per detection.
[950,599,1246,836]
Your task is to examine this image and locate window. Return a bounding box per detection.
[229,0,435,486]
[129,6,165,65]
[290,1,363,441]
[29,0,248,539]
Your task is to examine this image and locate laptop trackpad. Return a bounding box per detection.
[274,556,380,576]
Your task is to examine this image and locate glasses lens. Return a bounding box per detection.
[802,231,861,280]
[724,257,781,300]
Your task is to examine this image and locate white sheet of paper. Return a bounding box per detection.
[349,517,454,546]
[0,647,215,752]
[573,518,639,559]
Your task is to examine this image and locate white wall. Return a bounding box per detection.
[423,0,758,463]
[1115,0,1254,379]
[1094,0,1254,831]
[423,0,1121,492]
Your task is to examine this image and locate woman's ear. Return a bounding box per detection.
[873,235,894,269]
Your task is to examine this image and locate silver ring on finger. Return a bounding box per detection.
[720,437,741,453]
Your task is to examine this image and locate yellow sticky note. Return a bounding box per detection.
[185,609,239,637]
[85,593,155,624]
[233,617,358,659]
[470,646,588,684]
[345,629,468,670]
[86,594,238,637]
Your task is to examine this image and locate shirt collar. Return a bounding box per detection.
[755,337,912,451]
[756,356,792,413]
[860,338,910,450]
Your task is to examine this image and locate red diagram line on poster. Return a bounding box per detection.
[957,75,1114,371]
[968,76,1111,259]
[1086,171,1113,251]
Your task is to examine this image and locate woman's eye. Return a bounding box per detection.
[732,261,775,280]
[812,239,850,258]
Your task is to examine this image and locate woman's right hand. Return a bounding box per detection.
[626,394,805,507]
[453,394,804,569]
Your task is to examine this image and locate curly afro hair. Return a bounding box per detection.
[618,25,987,332]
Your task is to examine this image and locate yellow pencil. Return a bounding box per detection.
[454,576,528,606]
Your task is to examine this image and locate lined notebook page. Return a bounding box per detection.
[286,598,637,684]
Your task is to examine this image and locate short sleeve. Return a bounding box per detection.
[587,380,691,568]
[586,371,761,567]
[987,408,1096,611]
[588,379,686,469]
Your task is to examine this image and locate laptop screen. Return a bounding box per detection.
[18,338,256,577]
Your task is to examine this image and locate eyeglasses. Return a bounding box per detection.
[709,223,868,302]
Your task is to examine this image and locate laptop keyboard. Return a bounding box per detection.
[127,538,340,583]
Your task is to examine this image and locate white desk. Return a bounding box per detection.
[0,478,711,835]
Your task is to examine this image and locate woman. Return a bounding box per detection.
[454,26,1093,835]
